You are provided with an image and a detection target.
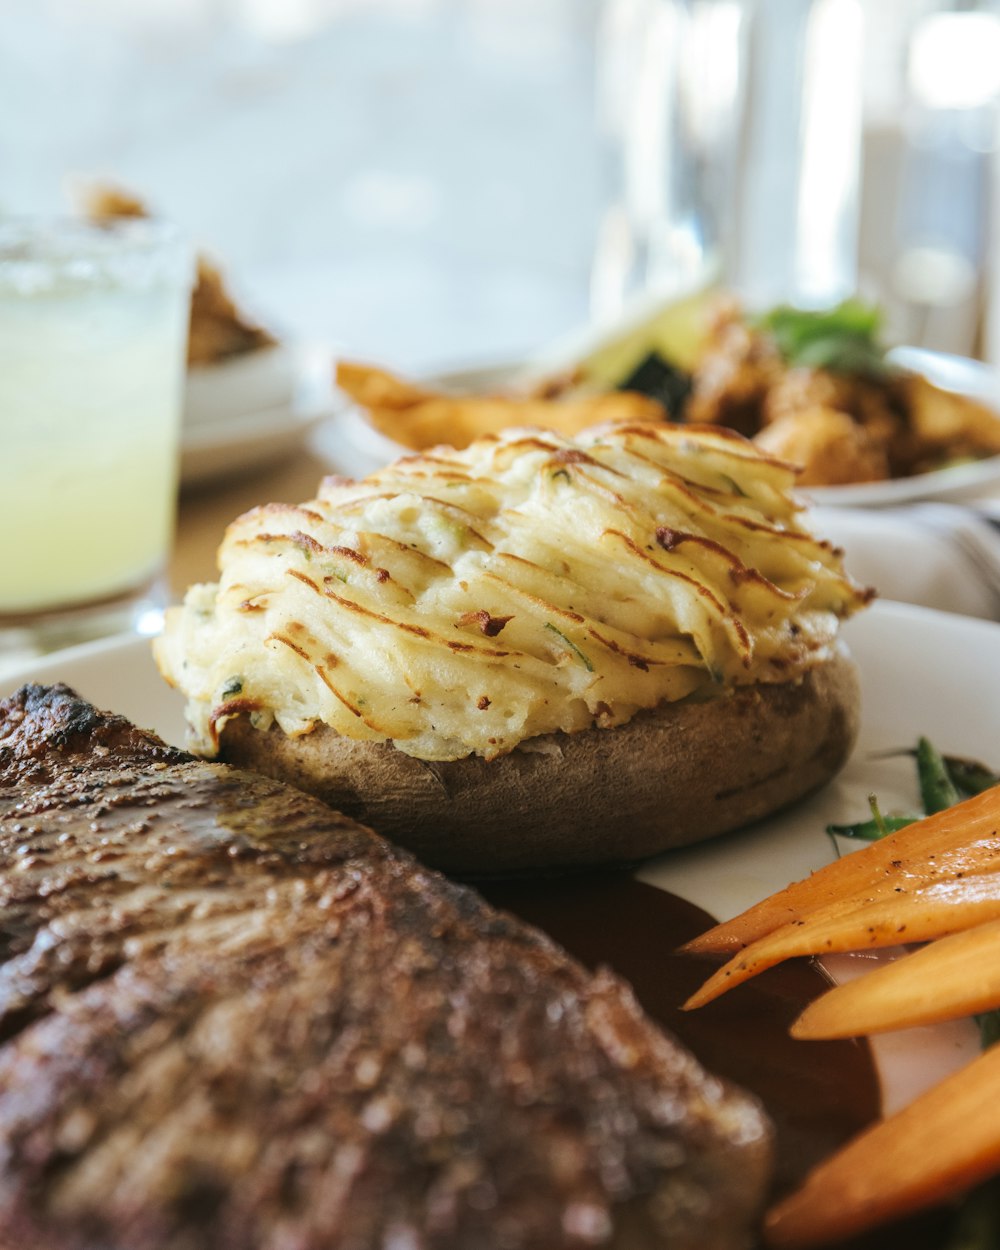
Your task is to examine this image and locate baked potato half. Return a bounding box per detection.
[219,650,859,875]
[158,423,871,875]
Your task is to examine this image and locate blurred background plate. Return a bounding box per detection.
[181,400,327,488]
[804,453,1000,508]
[184,342,298,430]
[182,342,335,487]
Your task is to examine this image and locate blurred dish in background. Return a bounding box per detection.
[327,292,1000,503]
[671,300,1000,489]
[80,183,277,371]
[79,182,332,487]
[80,184,287,418]
[323,286,722,476]
[806,347,1000,508]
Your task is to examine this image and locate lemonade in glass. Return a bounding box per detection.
[0,218,191,654]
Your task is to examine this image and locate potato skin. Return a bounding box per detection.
[219,651,860,876]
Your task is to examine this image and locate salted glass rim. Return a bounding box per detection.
[0,216,192,295]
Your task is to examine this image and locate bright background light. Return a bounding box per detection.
[5,0,1000,365]
[909,12,1000,111]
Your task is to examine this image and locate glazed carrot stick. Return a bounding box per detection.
[682,783,1000,956]
[764,1042,1000,1248]
[684,872,1000,1010]
[791,916,1000,1039]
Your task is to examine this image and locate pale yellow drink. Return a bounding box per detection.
[0,220,190,619]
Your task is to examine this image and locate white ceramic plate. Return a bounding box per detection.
[325,349,1000,506]
[181,402,327,489]
[181,344,335,488]
[0,599,988,1115]
[184,344,297,429]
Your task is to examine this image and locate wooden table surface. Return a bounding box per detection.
[170,446,333,598]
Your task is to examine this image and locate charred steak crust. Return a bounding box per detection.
[0,683,772,1250]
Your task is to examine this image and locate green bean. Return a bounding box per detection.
[946,755,1000,798]
[978,1010,1000,1051]
[944,1175,1000,1250]
[826,815,916,841]
[917,736,961,814]
[827,740,990,840]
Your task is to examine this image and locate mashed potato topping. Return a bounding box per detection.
[156,424,871,761]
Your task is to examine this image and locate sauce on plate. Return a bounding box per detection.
[483,873,952,1250]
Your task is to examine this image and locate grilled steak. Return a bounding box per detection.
[0,683,772,1250]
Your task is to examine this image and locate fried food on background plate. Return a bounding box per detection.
[338,298,1000,486]
[754,407,889,486]
[682,299,1000,486]
[335,359,665,451]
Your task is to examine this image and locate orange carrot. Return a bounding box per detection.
[682,783,1000,957]
[792,916,1000,1039]
[684,872,1000,1010]
[764,1042,1000,1247]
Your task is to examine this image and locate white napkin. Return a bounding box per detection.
[809,504,1000,621]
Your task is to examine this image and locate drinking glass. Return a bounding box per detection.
[593,0,865,319]
[0,217,192,664]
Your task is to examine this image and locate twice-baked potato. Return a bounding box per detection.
[156,423,871,874]
[219,652,858,874]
